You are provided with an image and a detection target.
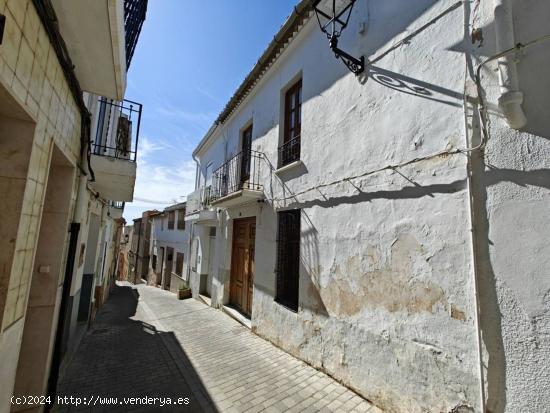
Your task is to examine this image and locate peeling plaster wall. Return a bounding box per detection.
[196,1,481,412]
[193,0,550,412]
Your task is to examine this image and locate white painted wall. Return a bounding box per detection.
[190,1,550,412]
[150,209,191,288]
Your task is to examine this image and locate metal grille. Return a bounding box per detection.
[278,135,301,168]
[92,98,142,162]
[211,150,263,201]
[110,201,125,209]
[124,0,148,69]
[275,210,300,311]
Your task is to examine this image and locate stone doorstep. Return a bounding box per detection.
[198,294,212,307]
[221,305,252,329]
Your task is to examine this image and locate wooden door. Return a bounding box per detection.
[230,218,256,316]
[157,247,164,286]
[164,247,174,290]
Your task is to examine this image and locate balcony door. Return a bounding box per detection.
[230,218,256,317]
[280,79,302,167]
[240,125,252,189]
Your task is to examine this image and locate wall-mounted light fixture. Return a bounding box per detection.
[312,0,364,75]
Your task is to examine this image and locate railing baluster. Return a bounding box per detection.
[210,150,263,202]
[91,98,142,163]
[277,134,301,168]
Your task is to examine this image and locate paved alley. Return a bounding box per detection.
[56,283,381,413]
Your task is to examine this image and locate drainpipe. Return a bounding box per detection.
[187,154,200,284]
[493,0,527,129]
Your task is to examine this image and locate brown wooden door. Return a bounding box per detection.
[164,247,174,290]
[230,218,256,316]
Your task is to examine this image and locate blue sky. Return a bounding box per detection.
[123,0,298,221]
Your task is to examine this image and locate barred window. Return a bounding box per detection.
[275,209,300,311]
[177,209,186,230]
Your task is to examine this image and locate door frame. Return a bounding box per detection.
[229,217,256,317]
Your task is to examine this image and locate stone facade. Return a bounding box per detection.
[187,1,550,412]
[0,0,145,410]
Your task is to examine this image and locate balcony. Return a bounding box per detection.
[210,151,264,208]
[89,98,142,202]
[278,135,301,168]
[108,201,125,219]
[185,186,217,225]
[51,0,147,100]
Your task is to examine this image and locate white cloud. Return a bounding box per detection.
[124,135,197,221]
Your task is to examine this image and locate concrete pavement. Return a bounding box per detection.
[55,282,381,413]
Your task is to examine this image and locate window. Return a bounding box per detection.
[240,124,253,186]
[168,211,175,230]
[209,227,216,237]
[177,209,186,230]
[161,216,164,231]
[275,209,301,311]
[175,252,184,277]
[152,254,157,272]
[279,79,302,167]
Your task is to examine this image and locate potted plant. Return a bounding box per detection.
[178,282,191,300]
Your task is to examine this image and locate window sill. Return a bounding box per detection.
[274,298,298,313]
[275,160,303,175]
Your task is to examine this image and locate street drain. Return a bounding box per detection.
[92,328,109,335]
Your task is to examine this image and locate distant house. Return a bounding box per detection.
[147,202,190,293]
[129,210,158,283]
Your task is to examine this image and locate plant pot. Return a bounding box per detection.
[178,288,191,300]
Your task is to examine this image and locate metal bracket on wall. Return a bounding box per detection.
[0,14,5,45]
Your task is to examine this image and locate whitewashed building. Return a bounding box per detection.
[185,0,550,412]
[147,202,191,293]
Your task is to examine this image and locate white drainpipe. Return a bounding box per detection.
[493,0,527,129]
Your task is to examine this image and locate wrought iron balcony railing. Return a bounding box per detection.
[92,98,142,162]
[278,135,301,168]
[110,201,125,209]
[211,150,263,202]
[124,0,148,69]
[186,186,212,214]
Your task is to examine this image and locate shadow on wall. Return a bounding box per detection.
[54,285,218,412]
[299,211,328,317]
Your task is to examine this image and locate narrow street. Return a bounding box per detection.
[55,282,380,413]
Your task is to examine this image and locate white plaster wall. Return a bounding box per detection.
[150,212,191,284]
[193,0,550,411]
[194,2,482,411]
[471,1,550,412]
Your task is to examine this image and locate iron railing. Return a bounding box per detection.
[186,186,212,214]
[92,98,142,162]
[278,135,301,168]
[211,151,263,201]
[110,201,125,209]
[124,0,148,69]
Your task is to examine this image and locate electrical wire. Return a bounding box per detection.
[269,33,550,204]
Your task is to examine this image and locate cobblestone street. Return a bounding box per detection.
[55,282,380,413]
